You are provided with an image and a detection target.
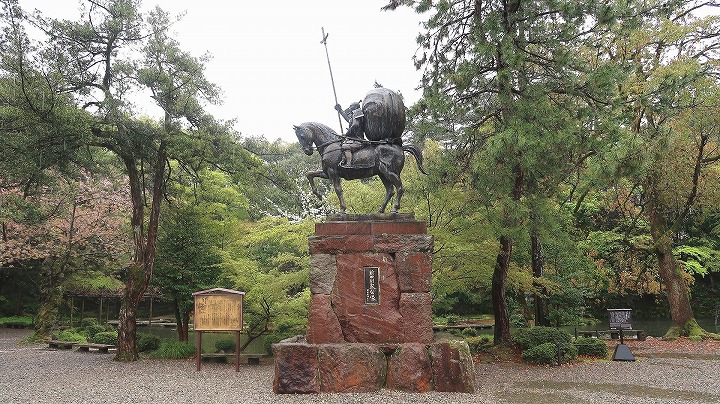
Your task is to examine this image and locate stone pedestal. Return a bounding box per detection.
[273,214,477,394]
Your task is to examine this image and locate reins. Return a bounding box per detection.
[311,133,400,155]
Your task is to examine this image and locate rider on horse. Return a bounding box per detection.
[335,101,366,168]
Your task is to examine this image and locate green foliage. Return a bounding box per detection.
[84,324,106,339]
[91,331,118,345]
[465,335,493,353]
[80,318,99,328]
[262,331,297,355]
[137,333,161,352]
[215,338,237,353]
[53,330,87,343]
[574,337,608,358]
[511,327,572,350]
[522,342,577,365]
[223,217,312,343]
[150,339,197,359]
[461,327,478,337]
[0,316,33,326]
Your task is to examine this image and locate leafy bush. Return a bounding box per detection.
[91,331,118,345]
[81,318,99,328]
[215,338,237,353]
[522,342,577,365]
[53,329,87,343]
[574,337,608,358]
[461,327,477,337]
[137,333,161,352]
[84,324,106,339]
[0,316,33,326]
[445,315,460,326]
[465,335,493,353]
[150,339,197,359]
[511,327,572,350]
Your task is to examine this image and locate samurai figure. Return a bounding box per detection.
[334,101,365,168]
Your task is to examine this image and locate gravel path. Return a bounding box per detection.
[2,328,719,403]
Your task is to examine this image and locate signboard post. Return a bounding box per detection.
[192,288,245,371]
[607,308,635,361]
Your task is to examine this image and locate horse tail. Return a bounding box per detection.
[402,144,428,175]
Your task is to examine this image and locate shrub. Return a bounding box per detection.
[215,338,237,353]
[461,327,477,337]
[91,331,118,345]
[150,339,197,359]
[81,318,99,328]
[522,342,577,365]
[445,315,460,326]
[84,324,106,339]
[137,333,161,352]
[465,335,493,353]
[53,330,87,343]
[574,337,608,358]
[0,316,33,326]
[512,327,572,350]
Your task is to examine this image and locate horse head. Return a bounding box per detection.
[293,124,314,156]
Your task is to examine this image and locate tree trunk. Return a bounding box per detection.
[115,142,167,361]
[116,294,138,361]
[647,197,697,338]
[531,230,549,326]
[173,298,189,342]
[33,261,65,341]
[492,235,512,344]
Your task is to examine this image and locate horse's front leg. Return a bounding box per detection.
[306,170,328,200]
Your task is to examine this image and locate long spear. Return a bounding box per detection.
[320,27,344,133]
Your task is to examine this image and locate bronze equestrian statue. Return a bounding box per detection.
[294,87,427,214]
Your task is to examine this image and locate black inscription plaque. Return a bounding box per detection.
[364,266,380,305]
[608,309,632,330]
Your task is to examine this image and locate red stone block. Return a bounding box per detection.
[309,235,374,254]
[372,234,433,253]
[386,343,433,392]
[371,221,426,235]
[395,252,432,293]
[272,343,320,394]
[315,222,372,235]
[430,341,477,393]
[307,294,345,344]
[400,293,433,343]
[333,253,403,343]
[317,344,386,393]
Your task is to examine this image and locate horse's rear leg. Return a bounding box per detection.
[378,176,395,213]
[330,173,347,213]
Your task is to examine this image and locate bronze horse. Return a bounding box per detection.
[293,122,427,214]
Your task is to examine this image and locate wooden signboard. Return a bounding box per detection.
[192,288,245,371]
[193,288,244,331]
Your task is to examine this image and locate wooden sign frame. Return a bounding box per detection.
[192,288,245,371]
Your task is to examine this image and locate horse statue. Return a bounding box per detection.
[293,121,427,214]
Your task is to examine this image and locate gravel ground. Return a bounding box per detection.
[1,328,719,404]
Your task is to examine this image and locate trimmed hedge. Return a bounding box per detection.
[215,338,237,353]
[53,330,87,343]
[91,331,118,345]
[137,333,161,352]
[511,327,572,350]
[522,342,578,365]
[465,335,493,353]
[574,337,608,358]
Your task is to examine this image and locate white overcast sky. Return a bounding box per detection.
[19,0,425,143]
